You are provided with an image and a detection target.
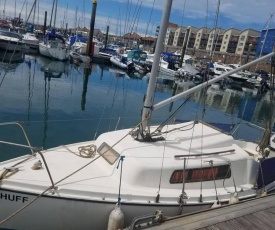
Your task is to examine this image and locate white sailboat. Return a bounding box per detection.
[0,1,275,230]
[39,29,70,61]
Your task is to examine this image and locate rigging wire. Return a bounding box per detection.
[210,0,221,61]
[256,54,275,154]
[180,0,187,27]
[145,0,155,37]
[255,13,274,71]
[155,131,168,203]
[152,96,191,134]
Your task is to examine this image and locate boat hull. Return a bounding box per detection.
[0,188,212,230]
[39,43,70,61]
[0,40,23,53]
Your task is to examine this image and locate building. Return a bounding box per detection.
[220,28,241,53]
[187,26,199,48]
[194,27,211,50]
[172,26,185,47]
[235,29,259,55]
[206,27,225,52]
[123,32,141,47]
[164,22,178,46]
[255,28,275,57]
[140,36,156,47]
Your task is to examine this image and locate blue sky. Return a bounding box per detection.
[2,0,275,36]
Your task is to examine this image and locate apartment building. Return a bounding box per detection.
[194,27,211,50]
[164,22,178,46]
[220,28,241,53]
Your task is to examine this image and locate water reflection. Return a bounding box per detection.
[186,86,272,127]
[0,54,274,160]
[81,67,91,111]
[37,56,69,78]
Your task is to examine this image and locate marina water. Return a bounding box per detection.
[0,54,271,161]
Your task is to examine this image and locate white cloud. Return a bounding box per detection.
[2,0,275,35]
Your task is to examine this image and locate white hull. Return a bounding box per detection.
[69,51,90,63]
[39,42,70,61]
[0,188,213,230]
[110,56,132,70]
[0,38,23,52]
[71,42,87,54]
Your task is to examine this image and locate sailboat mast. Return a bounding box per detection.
[141,0,173,129]
[53,0,58,28]
[210,0,220,61]
[49,0,55,28]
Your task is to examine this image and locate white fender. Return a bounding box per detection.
[229,192,239,204]
[107,204,124,230]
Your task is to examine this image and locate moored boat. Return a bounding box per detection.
[39,29,70,61]
[22,32,39,53]
[0,30,23,53]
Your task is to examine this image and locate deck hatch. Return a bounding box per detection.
[97,142,120,165]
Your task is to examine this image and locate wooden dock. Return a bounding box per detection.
[144,194,275,230]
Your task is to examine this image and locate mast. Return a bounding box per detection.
[210,0,220,61]
[3,0,6,18]
[49,0,55,28]
[25,0,37,26]
[141,0,173,130]
[53,0,58,28]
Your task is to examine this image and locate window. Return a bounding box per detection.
[239,43,243,46]
[170,165,231,183]
[240,35,245,41]
[225,34,228,39]
[223,46,225,49]
[224,41,227,44]
[198,33,201,37]
[238,48,242,51]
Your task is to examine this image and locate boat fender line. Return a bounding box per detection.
[31,160,42,170]
[107,156,126,229]
[107,203,124,230]
[228,192,239,204]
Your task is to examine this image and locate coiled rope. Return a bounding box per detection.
[62,144,97,158]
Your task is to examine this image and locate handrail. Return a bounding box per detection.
[174,149,235,159]
[0,122,36,155]
[0,122,56,189]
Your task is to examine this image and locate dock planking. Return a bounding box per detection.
[145,194,275,230]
